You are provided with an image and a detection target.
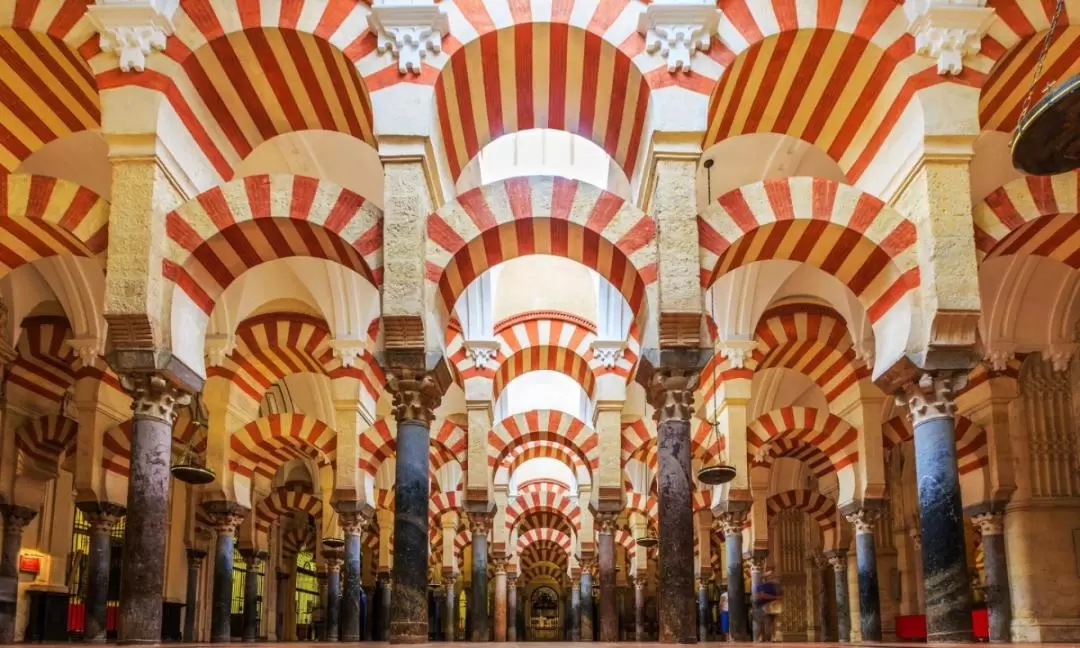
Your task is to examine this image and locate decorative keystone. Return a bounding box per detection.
[204,333,235,367]
[716,338,758,369]
[65,337,105,368]
[464,339,500,370]
[368,0,450,74]
[637,0,720,73]
[904,0,996,75]
[591,340,625,369]
[87,0,178,72]
[331,338,367,369]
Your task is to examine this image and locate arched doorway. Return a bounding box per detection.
[527,586,562,640]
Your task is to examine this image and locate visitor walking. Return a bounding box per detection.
[753,569,783,642]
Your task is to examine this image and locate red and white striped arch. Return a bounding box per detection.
[164,174,383,315]
[881,413,989,505]
[433,24,650,182]
[426,176,657,325]
[16,414,77,471]
[0,2,99,171]
[699,178,919,326]
[488,410,598,474]
[751,437,836,480]
[521,562,566,583]
[505,488,582,533]
[517,527,573,556]
[765,489,838,551]
[492,346,597,403]
[973,172,1080,266]
[620,417,714,471]
[430,491,462,520]
[624,492,658,524]
[748,406,859,483]
[704,0,941,184]
[359,419,464,482]
[230,413,337,482]
[519,537,571,570]
[494,440,590,486]
[432,417,467,469]
[5,316,74,403]
[0,174,108,279]
[281,525,316,557]
[254,487,323,536]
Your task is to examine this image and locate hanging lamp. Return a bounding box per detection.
[696,158,736,487]
[170,393,216,485]
[1011,0,1080,175]
[322,509,345,550]
[634,535,658,549]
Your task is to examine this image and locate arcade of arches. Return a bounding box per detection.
[0,0,1079,645]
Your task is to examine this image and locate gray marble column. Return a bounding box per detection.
[116,373,192,644]
[390,415,435,643]
[185,549,207,642]
[973,512,1011,643]
[846,508,882,641]
[79,503,124,643]
[469,514,492,642]
[0,506,35,644]
[443,573,457,641]
[326,554,343,642]
[811,554,831,642]
[571,575,581,641]
[580,563,595,641]
[827,550,851,642]
[902,372,974,642]
[336,504,369,642]
[650,370,698,644]
[719,511,750,641]
[275,570,288,641]
[241,550,265,642]
[204,502,248,643]
[507,575,518,642]
[747,552,766,642]
[378,573,392,641]
[633,576,646,641]
[597,515,618,642]
[697,576,710,641]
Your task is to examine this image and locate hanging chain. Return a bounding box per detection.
[1012,0,1067,147]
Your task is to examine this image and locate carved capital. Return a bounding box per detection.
[595,512,619,535]
[632,575,647,590]
[717,510,748,536]
[904,0,996,75]
[746,554,767,574]
[78,501,126,534]
[65,337,105,369]
[442,571,458,588]
[338,512,370,536]
[580,557,598,577]
[1,505,37,533]
[971,511,1004,536]
[463,339,500,370]
[492,556,508,575]
[87,0,177,72]
[386,368,446,424]
[326,553,344,573]
[896,370,967,426]
[469,512,494,535]
[1043,343,1076,373]
[646,367,698,424]
[202,501,249,535]
[507,573,518,588]
[119,373,192,424]
[637,0,720,73]
[368,0,450,74]
[330,338,367,369]
[845,508,879,535]
[186,548,207,568]
[826,551,848,573]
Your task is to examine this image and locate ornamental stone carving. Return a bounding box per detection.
[633,575,647,590]
[186,548,207,568]
[469,512,494,535]
[896,371,967,426]
[464,340,500,370]
[826,551,847,573]
[904,0,996,75]
[88,0,177,72]
[79,502,126,533]
[646,367,698,423]
[386,368,446,424]
[202,501,248,534]
[368,0,450,75]
[591,340,625,369]
[716,338,758,369]
[637,0,720,73]
[1,505,37,532]
[971,511,1004,536]
[119,373,192,425]
[845,508,879,535]
[330,338,367,369]
[717,510,748,536]
[595,512,619,535]
[203,334,235,367]
[746,555,767,574]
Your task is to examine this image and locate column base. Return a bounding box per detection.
[1012,617,1080,643]
[389,621,428,644]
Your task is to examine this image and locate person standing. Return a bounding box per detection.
[718,590,730,641]
[753,569,783,642]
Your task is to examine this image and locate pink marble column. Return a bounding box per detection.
[493,559,508,642]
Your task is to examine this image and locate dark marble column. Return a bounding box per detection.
[633,576,646,641]
[570,575,581,641]
[697,577,709,641]
[275,570,289,641]
[316,570,328,641]
[811,554,831,642]
[747,553,766,642]
[389,415,435,644]
[326,553,343,642]
[378,572,392,641]
[596,514,618,642]
[827,551,851,642]
[79,503,124,643]
[719,511,750,641]
[973,512,1011,643]
[902,372,974,642]
[241,550,265,642]
[116,373,192,644]
[0,505,36,644]
[204,502,248,643]
[845,508,882,641]
[442,573,457,641]
[469,513,492,642]
[336,504,369,642]
[580,562,595,641]
[507,575,518,642]
[184,549,207,642]
[647,368,698,644]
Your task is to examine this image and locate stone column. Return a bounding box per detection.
[241,550,265,642]
[204,503,248,643]
[387,369,444,644]
[507,574,518,642]
[79,503,124,643]
[747,553,766,642]
[646,368,698,643]
[596,514,619,642]
[275,570,289,641]
[580,561,595,641]
[442,572,457,642]
[570,575,582,641]
[846,508,882,641]
[899,372,974,642]
[317,570,329,640]
[378,573,392,641]
[469,513,492,642]
[811,554,831,642]
[973,512,1011,643]
[116,372,192,643]
[336,505,369,642]
[719,511,750,641]
[326,553,343,642]
[185,549,207,642]
[827,551,851,642]
[697,577,710,641]
[633,576,646,641]
[492,558,507,641]
[0,506,36,643]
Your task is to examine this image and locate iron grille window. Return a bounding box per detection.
[295,551,318,627]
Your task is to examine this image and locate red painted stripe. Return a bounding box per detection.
[514,25,534,132]
[282,30,337,131]
[548,23,569,131]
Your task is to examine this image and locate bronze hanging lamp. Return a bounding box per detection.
[1011,0,1080,175]
[170,393,216,485]
[634,535,658,549]
[322,509,345,550]
[696,171,737,487]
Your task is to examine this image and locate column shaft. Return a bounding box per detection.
[326,566,342,642]
[598,529,617,641]
[507,581,517,642]
[470,531,488,641]
[974,514,1011,643]
[697,579,709,641]
[83,520,114,643]
[580,570,594,641]
[571,579,581,641]
[830,553,851,642]
[856,531,882,640]
[814,558,830,642]
[210,532,234,643]
[242,558,261,643]
[342,529,363,641]
[390,419,432,643]
[184,550,206,642]
[634,580,646,641]
[749,562,763,642]
[657,416,696,643]
[493,569,507,642]
[0,507,33,644]
[724,529,749,641]
[443,580,456,641]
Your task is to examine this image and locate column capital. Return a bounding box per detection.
[241,549,268,567]
[825,550,848,573]
[333,499,373,534]
[326,552,344,573]
[717,509,748,536]
[385,367,448,425]
[971,511,1004,536]
[507,573,518,588]
[632,575,647,590]
[87,0,177,73]
[368,0,450,75]
[843,507,881,535]
[896,370,968,426]
[442,571,458,587]
[468,511,495,535]
[78,501,126,533]
[595,512,620,535]
[492,556,508,575]
[1,505,37,532]
[118,372,193,424]
[644,366,699,423]
[202,501,249,534]
[745,553,767,573]
[186,548,208,568]
[903,0,995,76]
[636,0,720,73]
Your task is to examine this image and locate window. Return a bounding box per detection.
[295,551,319,628]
